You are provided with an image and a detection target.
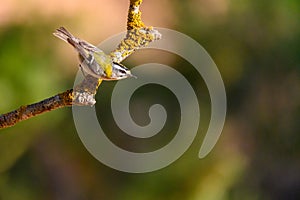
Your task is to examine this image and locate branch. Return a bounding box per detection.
[110,0,161,63]
[0,90,73,129]
[127,0,145,30]
[0,0,161,129]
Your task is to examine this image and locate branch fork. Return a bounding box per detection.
[0,0,161,129]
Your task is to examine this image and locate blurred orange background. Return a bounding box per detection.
[0,0,299,199]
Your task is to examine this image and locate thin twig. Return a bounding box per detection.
[0,0,161,129]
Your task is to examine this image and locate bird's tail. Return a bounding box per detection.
[53,26,96,62]
[53,27,79,48]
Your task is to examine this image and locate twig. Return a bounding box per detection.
[0,0,161,129]
[0,90,73,129]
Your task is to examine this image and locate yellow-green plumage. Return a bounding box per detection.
[93,51,112,78]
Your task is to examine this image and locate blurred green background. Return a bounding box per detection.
[0,0,299,199]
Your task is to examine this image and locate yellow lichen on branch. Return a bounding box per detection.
[111,0,161,63]
[110,27,161,63]
[127,0,145,30]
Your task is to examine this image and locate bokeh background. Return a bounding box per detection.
[0,0,299,199]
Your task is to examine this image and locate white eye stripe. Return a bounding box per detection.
[113,62,127,69]
[113,63,129,73]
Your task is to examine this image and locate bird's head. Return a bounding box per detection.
[108,62,136,80]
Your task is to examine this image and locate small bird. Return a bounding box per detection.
[53,27,135,80]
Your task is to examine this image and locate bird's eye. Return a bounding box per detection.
[119,69,127,74]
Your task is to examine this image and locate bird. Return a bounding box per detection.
[53,27,135,80]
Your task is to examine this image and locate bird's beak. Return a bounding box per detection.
[128,73,137,79]
[127,71,137,79]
